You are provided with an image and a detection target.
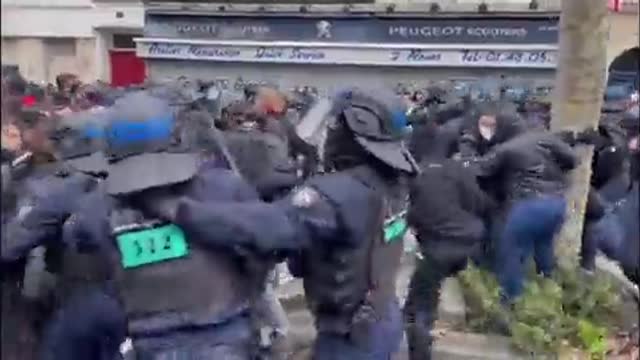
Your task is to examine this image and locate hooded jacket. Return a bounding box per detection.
[408,115,464,162]
[471,131,579,206]
[459,106,526,158]
[409,159,495,245]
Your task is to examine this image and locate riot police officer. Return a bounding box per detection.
[1,110,108,360]
[144,88,419,359]
[88,91,303,360]
[1,110,107,262]
[294,88,417,359]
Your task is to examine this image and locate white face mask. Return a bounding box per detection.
[629,136,639,152]
[479,125,495,141]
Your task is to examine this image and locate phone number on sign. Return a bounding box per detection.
[461,50,556,65]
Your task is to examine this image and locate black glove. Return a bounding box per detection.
[575,127,608,149]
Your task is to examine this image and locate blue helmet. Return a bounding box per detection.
[103,92,199,195]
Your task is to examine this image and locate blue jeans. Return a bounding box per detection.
[313,301,403,360]
[495,195,566,300]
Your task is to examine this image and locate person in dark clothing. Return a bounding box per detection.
[1,108,65,360]
[39,286,126,360]
[1,110,115,360]
[1,110,108,262]
[408,108,466,162]
[404,158,495,360]
[251,86,320,179]
[580,122,634,271]
[520,99,551,130]
[469,131,579,300]
[71,91,304,360]
[615,182,639,284]
[458,101,526,159]
[2,70,27,96]
[224,122,298,201]
[145,88,418,360]
[1,172,99,262]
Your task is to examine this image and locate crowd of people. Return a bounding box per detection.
[1,68,638,360]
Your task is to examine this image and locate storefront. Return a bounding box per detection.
[137,11,560,94]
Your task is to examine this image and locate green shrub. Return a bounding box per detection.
[458,263,622,358]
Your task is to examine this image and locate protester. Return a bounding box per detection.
[405,158,495,359]
[458,101,526,159]
[2,72,637,360]
[469,131,578,300]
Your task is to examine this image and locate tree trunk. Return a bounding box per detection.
[550,0,609,264]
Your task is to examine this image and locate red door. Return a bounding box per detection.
[109,49,146,87]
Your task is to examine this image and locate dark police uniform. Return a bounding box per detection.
[2,109,117,359]
[144,89,417,360]
[285,89,417,360]
[182,91,416,359]
[95,92,301,360]
[1,111,109,360]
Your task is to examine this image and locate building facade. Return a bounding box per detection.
[139,2,561,93]
[1,0,144,84]
[607,0,639,71]
[1,0,637,86]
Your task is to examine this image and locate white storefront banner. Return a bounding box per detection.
[136,39,557,69]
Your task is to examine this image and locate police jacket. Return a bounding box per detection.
[471,131,579,206]
[170,164,406,334]
[56,187,114,304]
[1,171,97,263]
[154,163,406,335]
[102,167,295,336]
[286,165,406,334]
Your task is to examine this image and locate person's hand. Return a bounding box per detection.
[575,127,607,148]
[19,174,97,229]
[39,174,97,212]
[556,130,577,146]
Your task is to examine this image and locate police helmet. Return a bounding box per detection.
[50,110,109,174]
[103,92,199,195]
[331,88,418,174]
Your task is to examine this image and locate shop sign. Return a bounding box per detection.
[145,15,559,45]
[138,41,557,68]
